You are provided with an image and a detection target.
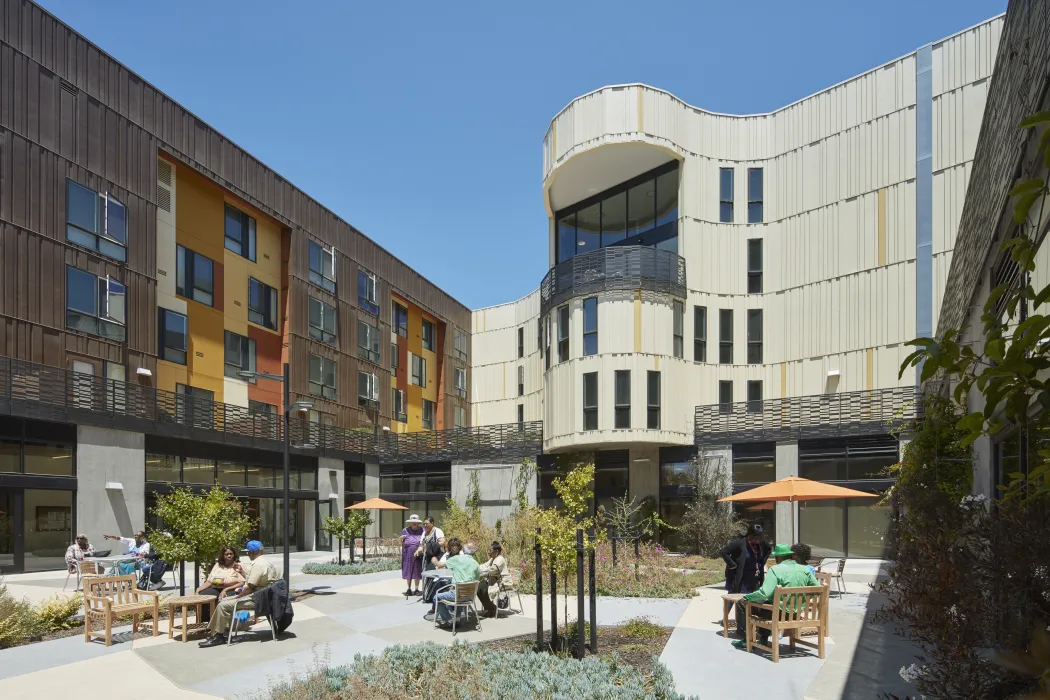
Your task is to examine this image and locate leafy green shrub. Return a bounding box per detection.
[300,559,399,576]
[617,616,664,640]
[262,642,697,699]
[0,584,40,648]
[35,593,83,632]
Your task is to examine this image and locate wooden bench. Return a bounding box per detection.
[84,574,160,646]
[745,585,826,663]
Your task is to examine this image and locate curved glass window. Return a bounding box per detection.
[554,161,679,263]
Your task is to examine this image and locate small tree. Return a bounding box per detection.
[602,495,672,543]
[677,448,740,556]
[147,487,256,593]
[322,510,373,565]
[465,471,482,521]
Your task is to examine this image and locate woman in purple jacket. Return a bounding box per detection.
[399,514,425,596]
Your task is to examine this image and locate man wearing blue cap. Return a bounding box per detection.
[199,540,278,647]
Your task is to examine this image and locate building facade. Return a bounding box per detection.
[0,0,483,572]
[472,16,1004,558]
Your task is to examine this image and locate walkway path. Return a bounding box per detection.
[0,556,921,699]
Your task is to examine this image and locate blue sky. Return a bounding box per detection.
[39,0,1003,310]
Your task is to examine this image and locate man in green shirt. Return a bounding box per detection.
[733,543,819,649]
[430,537,481,626]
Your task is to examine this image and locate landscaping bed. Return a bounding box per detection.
[299,558,399,575]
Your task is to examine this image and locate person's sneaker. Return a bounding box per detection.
[404,589,412,596]
[731,639,747,650]
[412,589,423,596]
[198,634,225,648]
[148,581,163,591]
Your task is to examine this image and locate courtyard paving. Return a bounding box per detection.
[0,555,920,699]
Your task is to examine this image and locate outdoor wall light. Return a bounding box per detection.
[105,482,123,490]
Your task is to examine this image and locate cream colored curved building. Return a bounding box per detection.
[472,17,1002,556]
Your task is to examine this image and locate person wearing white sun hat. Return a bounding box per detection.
[399,514,425,596]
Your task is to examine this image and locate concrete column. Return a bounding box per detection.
[453,461,523,527]
[302,505,316,551]
[318,457,345,518]
[628,445,660,507]
[774,441,799,544]
[75,426,145,545]
[364,462,379,539]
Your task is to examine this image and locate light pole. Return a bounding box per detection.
[240,364,312,584]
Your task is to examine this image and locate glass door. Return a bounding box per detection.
[0,489,22,573]
[316,500,332,551]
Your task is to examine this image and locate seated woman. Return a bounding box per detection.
[477,541,511,618]
[195,546,245,622]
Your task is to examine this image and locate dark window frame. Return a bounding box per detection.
[517,327,524,358]
[557,305,570,362]
[718,381,733,414]
[583,297,598,356]
[672,300,684,358]
[224,203,256,262]
[747,380,763,414]
[517,365,524,397]
[66,178,127,262]
[748,238,763,294]
[357,319,381,365]
[308,296,337,345]
[357,370,379,409]
[410,353,427,387]
[747,309,763,364]
[66,266,126,342]
[422,319,436,352]
[614,369,631,429]
[223,330,256,380]
[248,277,278,330]
[158,308,187,365]
[647,371,661,429]
[694,306,707,362]
[175,245,215,307]
[454,366,467,398]
[357,269,379,316]
[747,168,764,224]
[308,354,337,400]
[308,240,336,292]
[582,372,598,431]
[392,388,407,422]
[719,167,734,223]
[453,327,468,361]
[719,309,733,364]
[393,303,409,337]
[422,399,435,430]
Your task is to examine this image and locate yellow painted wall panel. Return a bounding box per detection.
[156,361,188,394]
[188,305,226,401]
[224,252,249,326]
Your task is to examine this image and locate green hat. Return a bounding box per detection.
[772,543,794,558]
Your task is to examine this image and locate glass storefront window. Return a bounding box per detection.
[847,499,892,558]
[576,203,601,254]
[848,454,896,480]
[24,489,72,572]
[799,499,845,558]
[145,454,179,482]
[660,461,693,486]
[346,474,365,492]
[427,471,451,494]
[0,490,14,570]
[659,497,690,551]
[655,169,680,226]
[733,502,774,542]
[601,192,627,247]
[381,507,404,538]
[23,443,74,476]
[218,461,245,487]
[182,457,214,484]
[732,459,775,484]
[300,470,317,491]
[0,441,19,473]
[404,471,426,494]
[246,466,277,488]
[427,499,446,525]
[380,475,403,493]
[594,468,628,492]
[799,456,846,481]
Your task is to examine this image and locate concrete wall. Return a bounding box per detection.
[628,445,660,504]
[75,426,145,545]
[774,441,799,543]
[451,460,537,527]
[364,462,379,538]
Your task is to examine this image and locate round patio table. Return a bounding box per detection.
[167,594,217,642]
[86,555,140,577]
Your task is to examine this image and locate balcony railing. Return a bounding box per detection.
[539,246,687,317]
[0,357,543,464]
[694,387,921,444]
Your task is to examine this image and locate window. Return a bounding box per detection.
[719,309,733,364]
[410,353,426,387]
[158,308,187,364]
[747,309,763,364]
[614,370,631,429]
[583,297,598,356]
[66,179,127,262]
[391,343,399,371]
[557,305,569,362]
[224,331,256,380]
[517,366,524,397]
[748,239,763,294]
[357,371,379,408]
[422,399,435,430]
[308,297,337,345]
[308,241,336,292]
[224,204,256,261]
[718,381,733,414]
[248,278,277,330]
[175,246,214,306]
[177,384,214,401]
[392,389,407,422]
[357,320,381,364]
[66,266,126,341]
[583,372,598,431]
[308,354,336,399]
[516,327,525,359]
[554,162,679,263]
[647,371,661,429]
[454,405,467,428]
[454,367,467,398]
[537,318,543,352]
[393,303,409,338]
[747,168,763,224]
[694,306,707,362]
[719,167,734,223]
[249,400,276,416]
[422,319,436,352]
[544,315,552,370]
[517,404,524,426]
[747,380,763,413]
[357,269,379,316]
[672,300,684,358]
[454,328,468,361]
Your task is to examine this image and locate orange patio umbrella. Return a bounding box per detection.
[719,477,877,542]
[346,497,407,512]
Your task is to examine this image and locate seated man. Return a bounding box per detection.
[65,533,95,573]
[198,540,279,648]
[733,542,819,650]
[428,537,480,628]
[102,530,150,576]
